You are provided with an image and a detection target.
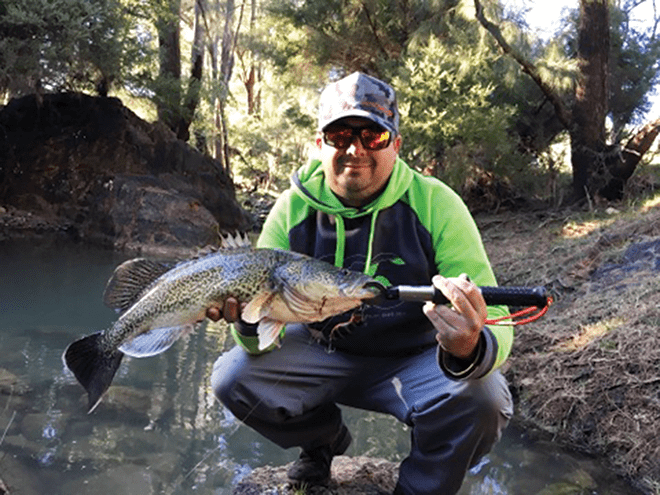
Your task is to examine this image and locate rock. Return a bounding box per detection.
[20,413,64,443]
[0,92,251,253]
[60,464,158,495]
[0,454,43,495]
[232,456,399,495]
[590,238,660,289]
[0,368,30,396]
[80,174,221,257]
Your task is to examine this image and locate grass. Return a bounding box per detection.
[478,184,660,493]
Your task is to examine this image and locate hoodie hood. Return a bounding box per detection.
[291,156,414,218]
[290,157,414,270]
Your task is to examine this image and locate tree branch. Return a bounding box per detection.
[621,117,660,167]
[473,0,573,129]
[361,2,390,59]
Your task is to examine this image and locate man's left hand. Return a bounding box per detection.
[422,274,487,360]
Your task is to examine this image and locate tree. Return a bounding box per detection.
[394,34,523,194]
[153,0,205,141]
[265,0,464,77]
[475,0,660,201]
[0,0,145,99]
[236,0,262,116]
[209,0,244,172]
[154,0,182,128]
[180,0,206,141]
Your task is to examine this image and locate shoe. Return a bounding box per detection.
[287,425,352,484]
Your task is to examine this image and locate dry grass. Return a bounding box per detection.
[478,197,660,493]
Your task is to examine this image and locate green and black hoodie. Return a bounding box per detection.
[236,157,512,379]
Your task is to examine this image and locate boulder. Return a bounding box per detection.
[0,92,250,254]
[80,174,222,257]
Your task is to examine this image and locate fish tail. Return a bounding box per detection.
[63,331,124,414]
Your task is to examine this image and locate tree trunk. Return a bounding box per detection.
[570,0,610,200]
[156,0,182,133]
[241,0,260,116]
[177,0,206,142]
[217,0,243,175]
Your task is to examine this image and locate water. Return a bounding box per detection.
[0,239,643,495]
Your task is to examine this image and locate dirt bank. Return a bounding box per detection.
[480,200,660,494]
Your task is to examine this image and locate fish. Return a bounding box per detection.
[63,234,381,413]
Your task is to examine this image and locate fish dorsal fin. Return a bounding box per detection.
[188,232,251,260]
[118,324,194,358]
[257,319,285,350]
[103,258,172,312]
[219,231,252,250]
[192,244,220,259]
[242,291,275,323]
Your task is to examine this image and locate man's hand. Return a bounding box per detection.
[422,274,487,360]
[206,297,244,323]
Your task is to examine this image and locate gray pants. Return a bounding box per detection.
[211,324,513,495]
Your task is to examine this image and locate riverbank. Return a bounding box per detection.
[480,198,660,494]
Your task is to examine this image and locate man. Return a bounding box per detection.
[210,72,513,495]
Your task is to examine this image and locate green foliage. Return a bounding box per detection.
[485,4,577,155]
[608,3,660,134]
[265,0,462,74]
[261,0,566,201]
[0,0,154,97]
[394,35,525,194]
[227,83,318,190]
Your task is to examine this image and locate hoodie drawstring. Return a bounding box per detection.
[363,211,379,275]
[333,215,346,268]
[333,211,379,276]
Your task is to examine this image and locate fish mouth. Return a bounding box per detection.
[360,280,388,304]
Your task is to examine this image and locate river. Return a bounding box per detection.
[0,239,644,494]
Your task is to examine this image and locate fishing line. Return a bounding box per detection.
[180,299,369,485]
[181,323,321,485]
[0,411,16,451]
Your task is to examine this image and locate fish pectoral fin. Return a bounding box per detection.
[242,292,275,324]
[119,324,193,358]
[104,258,173,312]
[63,331,124,414]
[257,319,284,351]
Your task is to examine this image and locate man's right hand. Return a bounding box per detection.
[206,297,243,323]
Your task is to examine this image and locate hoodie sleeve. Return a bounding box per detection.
[229,321,282,355]
[256,190,296,250]
[407,174,513,376]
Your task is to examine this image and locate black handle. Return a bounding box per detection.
[387,285,549,308]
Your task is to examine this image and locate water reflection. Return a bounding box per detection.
[0,239,643,494]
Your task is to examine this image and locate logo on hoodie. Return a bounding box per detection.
[364,255,407,288]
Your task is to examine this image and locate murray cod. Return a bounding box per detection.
[63,235,381,413]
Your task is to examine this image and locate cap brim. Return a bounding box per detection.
[320,110,397,135]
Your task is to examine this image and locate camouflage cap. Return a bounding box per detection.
[318,72,399,135]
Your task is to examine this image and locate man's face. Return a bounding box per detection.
[316,117,401,207]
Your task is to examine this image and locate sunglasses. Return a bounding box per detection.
[322,124,392,151]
